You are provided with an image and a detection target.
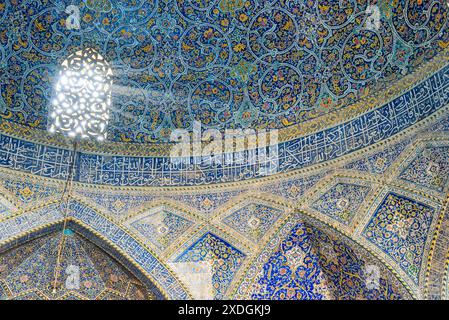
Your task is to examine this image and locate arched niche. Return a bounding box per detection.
[235,214,413,300]
[0,201,191,300]
[0,220,163,300]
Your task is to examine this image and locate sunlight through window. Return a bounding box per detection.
[49,48,113,141]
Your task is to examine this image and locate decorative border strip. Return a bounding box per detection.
[425,193,449,299]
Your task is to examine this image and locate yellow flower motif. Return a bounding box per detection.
[112,199,126,211]
[83,14,93,23]
[204,28,214,39]
[239,13,248,22]
[201,198,214,209]
[221,19,229,27]
[19,186,34,200]
[143,44,153,53]
[233,43,245,52]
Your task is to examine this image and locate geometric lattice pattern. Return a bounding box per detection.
[363,193,435,284]
[260,174,324,201]
[172,191,242,214]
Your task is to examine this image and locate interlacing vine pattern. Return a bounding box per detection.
[0,0,447,143]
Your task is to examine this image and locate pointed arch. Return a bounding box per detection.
[0,201,192,300]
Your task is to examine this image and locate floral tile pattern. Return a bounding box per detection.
[129,207,194,250]
[0,0,447,301]
[2,178,58,204]
[1,1,448,143]
[250,222,406,300]
[311,182,371,224]
[175,232,245,299]
[0,231,157,300]
[222,203,283,242]
[363,193,435,284]
[78,191,155,216]
[0,201,9,216]
[399,146,449,192]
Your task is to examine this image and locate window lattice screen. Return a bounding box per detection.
[49,48,113,141]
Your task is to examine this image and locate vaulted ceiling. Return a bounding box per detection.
[0,0,448,301]
[0,0,447,143]
[0,230,160,300]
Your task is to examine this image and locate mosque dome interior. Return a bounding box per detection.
[0,0,448,300]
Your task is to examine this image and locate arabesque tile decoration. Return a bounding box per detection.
[0,0,447,301]
[0,0,448,144]
[0,62,447,186]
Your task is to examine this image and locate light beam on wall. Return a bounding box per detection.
[49,48,113,141]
